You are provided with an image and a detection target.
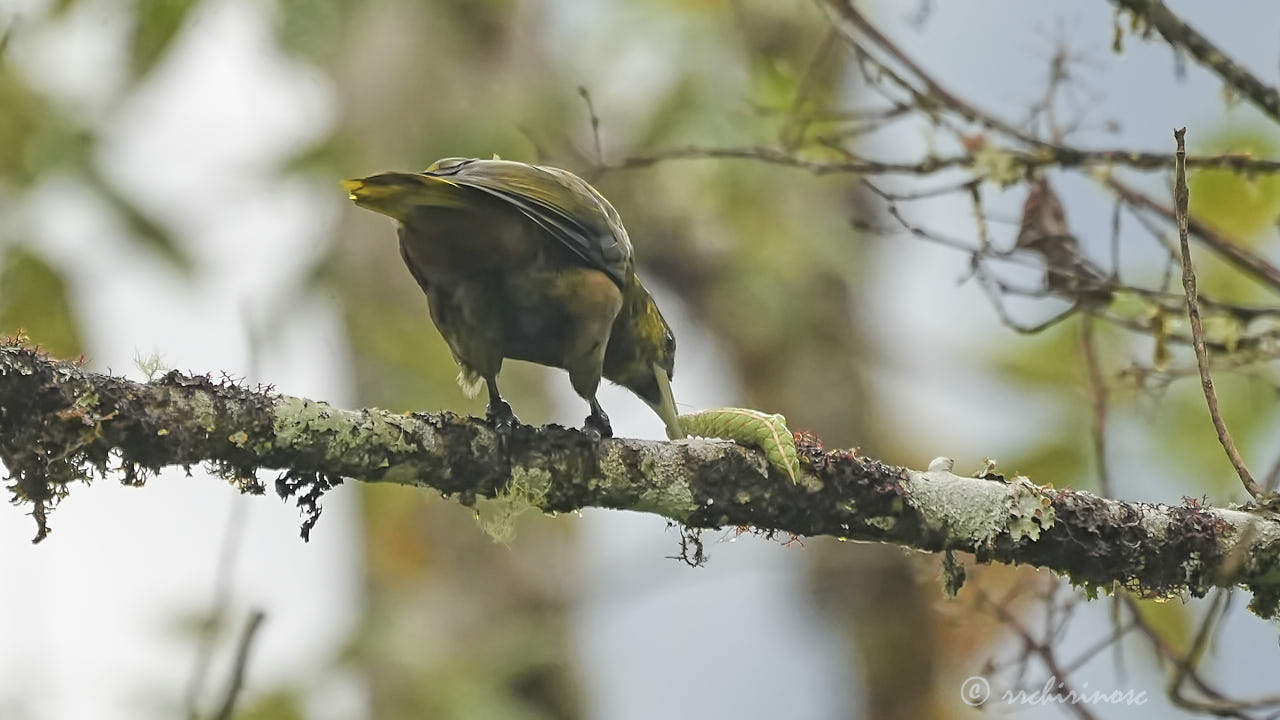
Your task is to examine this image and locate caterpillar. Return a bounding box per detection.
[678,408,800,484]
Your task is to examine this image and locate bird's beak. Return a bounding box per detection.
[341,178,365,201]
[647,364,684,440]
[341,175,415,221]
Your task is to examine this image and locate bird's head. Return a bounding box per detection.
[604,277,684,440]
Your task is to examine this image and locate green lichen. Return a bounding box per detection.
[973,145,1022,187]
[907,468,1010,548]
[473,467,551,543]
[1008,476,1056,542]
[274,397,354,450]
[597,443,696,519]
[867,516,896,532]
[186,392,220,433]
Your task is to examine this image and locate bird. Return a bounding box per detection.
[342,156,684,441]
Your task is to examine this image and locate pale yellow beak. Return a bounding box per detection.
[648,364,684,440]
[341,178,364,201]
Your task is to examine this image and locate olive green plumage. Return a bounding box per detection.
[343,157,682,440]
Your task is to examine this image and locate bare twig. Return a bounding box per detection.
[1107,176,1280,295]
[780,27,838,149]
[605,142,1280,183]
[1122,593,1280,718]
[817,0,1047,148]
[1079,317,1114,496]
[1173,127,1263,500]
[1114,0,1280,124]
[577,86,605,167]
[210,610,266,720]
[183,501,249,720]
[976,586,1101,720]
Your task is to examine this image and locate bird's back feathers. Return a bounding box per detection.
[422,158,633,288]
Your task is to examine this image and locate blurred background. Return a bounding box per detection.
[1,0,1279,718]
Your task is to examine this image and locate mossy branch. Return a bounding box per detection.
[3,342,1280,616]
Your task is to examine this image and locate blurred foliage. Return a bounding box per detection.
[0,3,190,272]
[1189,129,1280,243]
[83,166,191,271]
[234,689,307,720]
[6,0,1275,717]
[1151,372,1278,499]
[274,0,358,64]
[0,64,90,186]
[0,245,82,357]
[989,316,1087,390]
[1130,595,1192,657]
[130,0,201,79]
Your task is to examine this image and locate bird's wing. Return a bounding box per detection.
[425,159,633,288]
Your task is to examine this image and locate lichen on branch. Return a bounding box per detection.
[2,341,1279,616]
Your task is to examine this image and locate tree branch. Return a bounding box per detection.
[1113,0,1280,124]
[606,143,1280,180]
[3,342,1280,616]
[1107,176,1280,295]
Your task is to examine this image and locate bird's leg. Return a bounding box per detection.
[485,376,518,431]
[582,397,613,441]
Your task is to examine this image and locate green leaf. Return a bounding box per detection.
[0,66,48,185]
[0,246,83,358]
[130,0,200,79]
[0,65,96,186]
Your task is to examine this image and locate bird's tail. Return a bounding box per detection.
[342,172,471,221]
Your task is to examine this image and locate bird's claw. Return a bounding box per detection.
[582,412,613,441]
[486,400,518,432]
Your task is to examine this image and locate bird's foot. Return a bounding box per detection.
[582,411,613,442]
[486,399,519,432]
[483,397,514,425]
[486,400,518,462]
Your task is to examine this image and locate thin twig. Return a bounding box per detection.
[817,0,1047,148]
[1121,594,1280,718]
[975,587,1101,720]
[1079,317,1114,496]
[606,142,1280,181]
[1113,0,1280,124]
[183,500,249,719]
[780,27,837,149]
[210,610,267,720]
[1107,176,1280,295]
[577,86,605,167]
[1173,127,1263,500]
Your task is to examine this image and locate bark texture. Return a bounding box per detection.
[3,342,1279,616]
